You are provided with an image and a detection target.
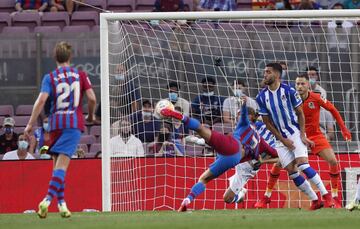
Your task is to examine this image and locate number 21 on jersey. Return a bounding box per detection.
[56,81,80,109]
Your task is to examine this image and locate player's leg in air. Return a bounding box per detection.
[38,129,81,218]
[160,108,242,212]
[346,177,360,211]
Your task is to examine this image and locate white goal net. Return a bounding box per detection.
[100,10,360,211]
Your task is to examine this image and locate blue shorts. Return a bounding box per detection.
[209,152,242,178]
[49,129,81,158]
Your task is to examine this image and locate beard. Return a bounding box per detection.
[264,77,275,85]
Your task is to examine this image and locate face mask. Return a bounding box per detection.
[150,20,160,26]
[281,71,287,79]
[169,92,178,102]
[115,74,125,81]
[309,78,316,85]
[234,89,243,97]
[4,127,13,134]
[202,91,214,96]
[43,123,50,132]
[142,111,152,118]
[276,2,284,9]
[18,140,29,150]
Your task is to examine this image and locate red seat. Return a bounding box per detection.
[41,12,70,29]
[15,105,33,116]
[0,105,14,116]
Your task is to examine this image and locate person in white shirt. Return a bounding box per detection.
[223,79,258,126]
[168,81,190,116]
[110,118,145,157]
[2,134,35,160]
[306,66,327,99]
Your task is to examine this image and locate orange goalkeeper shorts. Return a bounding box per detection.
[308,134,332,155]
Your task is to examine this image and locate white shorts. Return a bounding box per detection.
[276,132,308,168]
[229,161,258,195]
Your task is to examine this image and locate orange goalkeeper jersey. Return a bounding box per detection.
[303,91,349,138]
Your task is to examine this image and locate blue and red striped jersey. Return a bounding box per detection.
[41,66,92,132]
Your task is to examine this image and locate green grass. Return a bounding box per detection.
[1,209,359,229]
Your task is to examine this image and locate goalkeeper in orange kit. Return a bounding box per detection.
[255,73,351,209]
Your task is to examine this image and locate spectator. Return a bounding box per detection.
[132,100,161,143]
[192,76,225,126]
[2,134,35,160]
[223,79,258,125]
[195,0,236,11]
[276,0,293,9]
[49,0,83,15]
[327,3,354,50]
[15,0,49,12]
[168,81,190,116]
[154,0,185,11]
[95,151,102,158]
[344,0,360,9]
[110,63,140,117]
[34,116,50,155]
[297,0,321,9]
[279,61,292,85]
[110,118,144,157]
[73,147,86,158]
[0,117,18,155]
[150,124,183,157]
[306,66,327,99]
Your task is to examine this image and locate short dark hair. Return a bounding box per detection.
[332,3,344,9]
[168,81,180,90]
[142,99,152,107]
[306,66,318,74]
[201,76,216,84]
[233,79,246,87]
[266,63,283,76]
[247,107,258,117]
[296,73,309,81]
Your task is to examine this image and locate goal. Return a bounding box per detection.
[100,10,360,211]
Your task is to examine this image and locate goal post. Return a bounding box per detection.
[100,10,360,212]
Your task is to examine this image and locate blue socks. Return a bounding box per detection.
[46,169,66,202]
[298,163,316,179]
[187,182,205,202]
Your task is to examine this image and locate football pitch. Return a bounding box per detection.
[1,209,359,229]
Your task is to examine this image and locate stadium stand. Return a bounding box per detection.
[15,105,33,116]
[41,12,70,29]
[0,105,14,117]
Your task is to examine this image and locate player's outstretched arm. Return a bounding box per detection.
[25,92,49,137]
[321,99,352,141]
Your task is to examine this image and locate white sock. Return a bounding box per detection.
[309,174,328,196]
[355,178,360,203]
[298,180,318,201]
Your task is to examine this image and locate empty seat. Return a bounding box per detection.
[13,116,30,127]
[77,144,89,154]
[0,12,11,33]
[80,135,96,145]
[15,105,33,116]
[89,143,101,153]
[0,0,14,13]
[135,0,155,11]
[41,12,70,29]
[70,11,99,27]
[92,25,99,32]
[62,25,90,33]
[0,105,14,116]
[85,152,98,158]
[2,26,30,34]
[12,12,41,32]
[89,125,101,138]
[78,0,107,12]
[212,122,233,134]
[107,0,134,12]
[34,25,61,34]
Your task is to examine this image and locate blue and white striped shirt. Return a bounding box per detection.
[256,83,302,138]
[255,121,276,148]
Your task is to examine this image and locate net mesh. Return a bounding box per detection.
[104,16,360,211]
